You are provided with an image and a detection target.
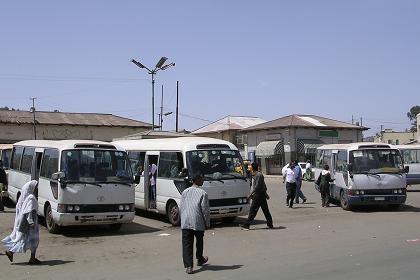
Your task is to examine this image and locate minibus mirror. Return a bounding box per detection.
[134,174,140,184]
[404,166,410,173]
[51,171,65,181]
[347,163,353,173]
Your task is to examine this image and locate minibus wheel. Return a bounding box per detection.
[167,201,180,226]
[45,204,60,234]
[340,190,351,211]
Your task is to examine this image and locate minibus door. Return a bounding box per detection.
[144,153,159,210]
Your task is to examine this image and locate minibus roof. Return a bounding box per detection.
[113,136,238,152]
[317,142,393,151]
[13,140,119,151]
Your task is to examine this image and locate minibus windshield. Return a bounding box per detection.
[61,149,133,184]
[186,150,246,181]
[349,149,404,174]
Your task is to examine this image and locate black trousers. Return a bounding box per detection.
[243,196,273,228]
[0,195,3,211]
[182,229,204,268]
[320,185,330,206]
[286,182,297,207]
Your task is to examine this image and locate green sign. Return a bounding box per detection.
[319,130,338,138]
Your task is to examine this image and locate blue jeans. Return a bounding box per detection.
[295,180,306,203]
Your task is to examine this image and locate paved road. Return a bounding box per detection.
[1,179,420,280]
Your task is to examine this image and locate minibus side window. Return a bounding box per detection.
[40,149,59,179]
[323,150,332,167]
[20,147,35,174]
[158,152,184,179]
[11,146,24,170]
[128,151,146,176]
[336,150,348,172]
[315,150,324,168]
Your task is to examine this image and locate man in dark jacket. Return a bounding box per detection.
[0,160,7,211]
[241,162,273,230]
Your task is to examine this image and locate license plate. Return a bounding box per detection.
[375,197,385,201]
[219,208,229,214]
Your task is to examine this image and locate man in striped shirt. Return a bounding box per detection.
[180,173,210,274]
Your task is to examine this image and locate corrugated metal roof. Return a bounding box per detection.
[193,116,266,134]
[0,110,152,128]
[245,114,368,131]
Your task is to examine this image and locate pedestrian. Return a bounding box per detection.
[316,165,334,207]
[241,162,273,230]
[303,160,313,181]
[283,161,297,208]
[180,173,210,274]
[149,163,157,209]
[0,160,7,212]
[2,180,41,264]
[294,160,307,204]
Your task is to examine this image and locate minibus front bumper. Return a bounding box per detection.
[348,195,406,205]
[209,204,250,218]
[53,210,135,226]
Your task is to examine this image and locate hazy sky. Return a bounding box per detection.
[1,1,419,136]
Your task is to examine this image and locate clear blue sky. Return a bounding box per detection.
[1,1,419,136]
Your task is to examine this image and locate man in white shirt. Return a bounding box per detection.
[282,162,297,208]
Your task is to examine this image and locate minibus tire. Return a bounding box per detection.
[45,204,60,234]
[340,190,351,211]
[167,201,180,226]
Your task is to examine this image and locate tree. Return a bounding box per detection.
[407,105,420,132]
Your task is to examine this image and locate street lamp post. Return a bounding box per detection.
[131,57,175,130]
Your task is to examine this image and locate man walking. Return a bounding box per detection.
[294,160,307,204]
[283,161,297,208]
[241,162,273,230]
[180,174,210,274]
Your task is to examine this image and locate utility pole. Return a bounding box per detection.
[351,115,354,124]
[30,97,37,139]
[176,81,179,132]
[160,84,164,131]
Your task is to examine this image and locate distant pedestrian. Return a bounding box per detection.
[316,165,334,207]
[2,180,41,264]
[0,160,7,212]
[294,160,307,204]
[180,174,210,274]
[283,161,297,208]
[149,163,157,209]
[303,160,314,181]
[241,162,273,230]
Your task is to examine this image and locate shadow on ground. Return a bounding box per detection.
[12,260,74,266]
[60,222,161,238]
[195,264,243,273]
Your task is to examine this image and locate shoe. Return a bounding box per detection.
[28,258,42,265]
[266,225,274,229]
[186,267,193,274]
[241,225,250,231]
[289,205,293,208]
[303,198,307,203]
[197,256,208,266]
[5,251,13,263]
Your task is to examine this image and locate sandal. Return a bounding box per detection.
[5,251,13,263]
[28,258,42,265]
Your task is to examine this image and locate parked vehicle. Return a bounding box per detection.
[113,137,251,225]
[313,143,408,210]
[393,144,420,186]
[7,140,135,233]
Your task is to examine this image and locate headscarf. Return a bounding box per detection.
[6,180,38,242]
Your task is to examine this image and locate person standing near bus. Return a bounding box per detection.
[0,160,7,211]
[180,174,210,274]
[2,180,41,264]
[149,163,157,209]
[241,162,273,230]
[316,164,334,207]
[294,160,307,204]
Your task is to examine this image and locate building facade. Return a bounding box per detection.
[244,115,367,175]
[374,129,417,145]
[0,110,152,143]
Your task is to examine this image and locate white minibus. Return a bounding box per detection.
[113,137,251,225]
[7,140,135,233]
[314,143,408,210]
[394,144,420,186]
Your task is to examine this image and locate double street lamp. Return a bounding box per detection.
[131,57,175,130]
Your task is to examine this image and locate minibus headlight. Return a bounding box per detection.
[360,190,365,195]
[398,189,403,194]
[74,205,80,212]
[118,205,124,211]
[124,205,130,211]
[355,191,360,195]
[393,189,398,194]
[238,198,243,204]
[67,205,74,212]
